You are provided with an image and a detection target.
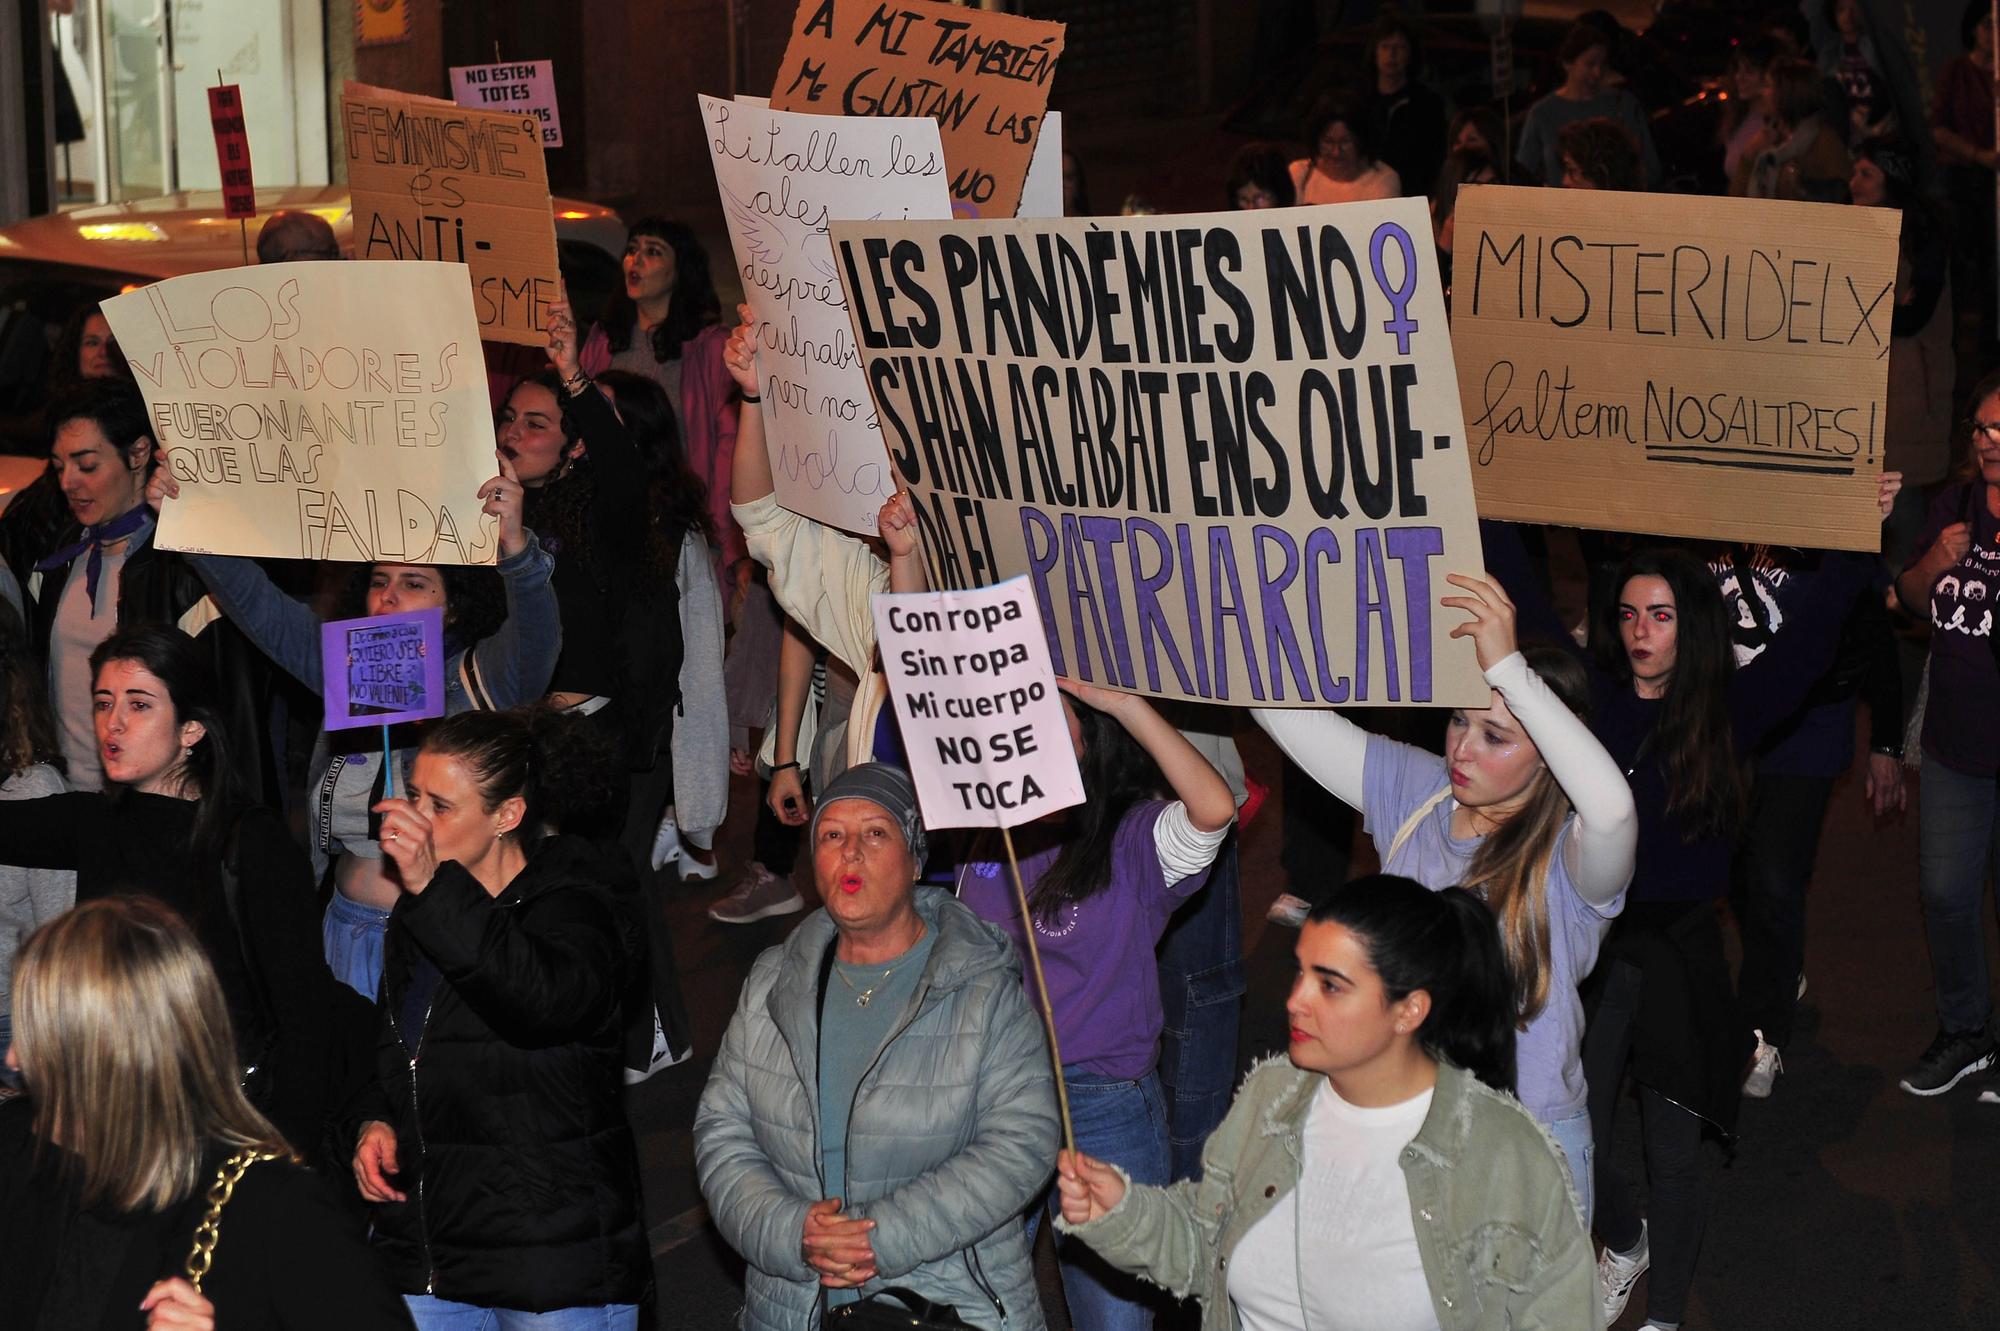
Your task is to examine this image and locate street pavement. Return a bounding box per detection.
[625,727,2000,1330]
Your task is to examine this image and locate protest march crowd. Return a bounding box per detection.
[0,1,1997,1329]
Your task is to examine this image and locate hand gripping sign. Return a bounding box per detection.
[321,608,446,730]
[873,573,1085,1151]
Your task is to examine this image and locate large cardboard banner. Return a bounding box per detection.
[1452,185,1901,551]
[701,94,952,534]
[874,576,1085,827]
[101,261,500,564]
[831,200,1489,709]
[771,0,1064,221]
[341,80,560,347]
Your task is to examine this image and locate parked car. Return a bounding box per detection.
[0,184,625,454]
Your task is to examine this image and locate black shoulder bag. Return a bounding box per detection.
[821,1288,977,1329]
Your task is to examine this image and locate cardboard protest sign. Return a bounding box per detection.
[771,0,1064,220]
[1016,110,1062,220]
[701,94,952,534]
[321,608,446,729]
[1452,185,1901,551]
[341,80,560,346]
[207,85,255,220]
[101,261,500,564]
[832,200,1489,709]
[451,61,563,147]
[874,576,1085,827]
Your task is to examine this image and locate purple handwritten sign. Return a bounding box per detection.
[321,608,446,729]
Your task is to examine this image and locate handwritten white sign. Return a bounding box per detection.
[102,262,499,564]
[449,60,563,147]
[873,575,1085,829]
[700,94,952,534]
[1017,111,1062,219]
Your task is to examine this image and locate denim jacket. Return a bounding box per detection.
[1058,1056,1600,1331]
[190,538,561,874]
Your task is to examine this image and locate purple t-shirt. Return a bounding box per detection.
[1363,734,1621,1123]
[956,800,1211,1080]
[1908,482,2000,778]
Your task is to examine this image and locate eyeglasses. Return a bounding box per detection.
[1973,421,2000,442]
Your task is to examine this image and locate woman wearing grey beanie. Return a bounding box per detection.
[695,763,1059,1329]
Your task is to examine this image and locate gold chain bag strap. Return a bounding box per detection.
[183,1149,281,1292]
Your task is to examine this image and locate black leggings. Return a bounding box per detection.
[751,775,806,875]
[1586,956,1710,1326]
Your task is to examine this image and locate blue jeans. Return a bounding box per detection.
[1155,837,1245,1182]
[403,1296,637,1330]
[1032,1069,1174,1331]
[325,889,392,1001]
[1917,759,2000,1033]
[1546,1107,1595,1231]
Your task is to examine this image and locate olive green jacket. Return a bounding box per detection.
[1057,1057,1600,1331]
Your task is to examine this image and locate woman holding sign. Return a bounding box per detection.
[1252,574,1639,1220]
[147,451,560,1002]
[1052,874,1597,1331]
[880,492,1239,1331]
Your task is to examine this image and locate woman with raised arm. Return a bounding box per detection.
[1054,874,1596,1331]
[1251,573,1638,1218]
[350,709,649,1329]
[148,453,558,1002]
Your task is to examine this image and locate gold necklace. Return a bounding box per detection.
[834,928,925,1007]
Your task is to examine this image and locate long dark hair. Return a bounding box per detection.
[1595,548,1742,839]
[419,706,618,838]
[525,371,686,585]
[599,218,722,363]
[1308,875,1518,1094]
[596,368,714,544]
[46,304,127,396]
[0,610,63,778]
[89,626,244,869]
[1026,698,1159,922]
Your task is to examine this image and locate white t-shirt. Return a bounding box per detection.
[1226,1082,1438,1331]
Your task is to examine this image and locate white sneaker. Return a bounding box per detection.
[648,809,682,872]
[1598,1222,1649,1327]
[708,864,804,924]
[622,1007,692,1085]
[1742,1029,1783,1099]
[678,845,720,881]
[1266,893,1312,927]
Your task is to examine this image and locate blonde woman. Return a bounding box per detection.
[0,897,410,1331]
[1252,573,1637,1221]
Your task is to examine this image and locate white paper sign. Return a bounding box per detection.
[1016,111,1063,219]
[700,93,953,534]
[873,576,1085,829]
[450,60,562,147]
[102,261,500,564]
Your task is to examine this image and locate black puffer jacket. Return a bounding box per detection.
[357,836,649,1310]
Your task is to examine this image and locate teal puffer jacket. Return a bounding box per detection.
[696,888,1058,1330]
